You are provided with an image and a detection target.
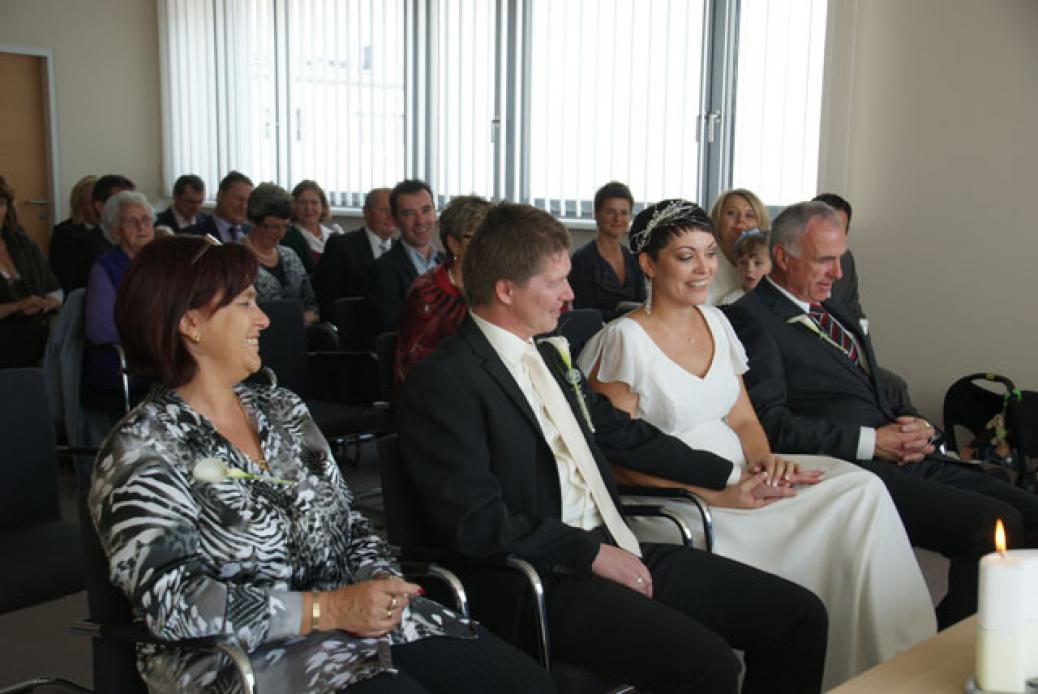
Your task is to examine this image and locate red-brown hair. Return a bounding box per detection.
[115,236,258,388]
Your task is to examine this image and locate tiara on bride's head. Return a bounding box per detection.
[629,200,705,253]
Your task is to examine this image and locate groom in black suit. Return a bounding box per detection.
[724,200,1038,629]
[399,202,827,694]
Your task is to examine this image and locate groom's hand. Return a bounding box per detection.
[591,544,653,598]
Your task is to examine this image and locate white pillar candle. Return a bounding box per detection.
[977,551,1025,692]
[976,521,1030,693]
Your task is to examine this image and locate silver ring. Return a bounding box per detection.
[635,576,644,584]
[389,596,398,611]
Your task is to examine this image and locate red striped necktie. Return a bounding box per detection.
[808,302,861,367]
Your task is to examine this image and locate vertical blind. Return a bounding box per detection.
[731,0,828,203]
[159,0,827,211]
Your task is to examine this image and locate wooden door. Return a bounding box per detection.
[0,52,51,253]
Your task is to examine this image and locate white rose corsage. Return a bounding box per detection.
[192,457,294,486]
[787,314,845,353]
[537,336,595,433]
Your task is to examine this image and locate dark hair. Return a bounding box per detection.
[389,179,434,219]
[629,199,714,259]
[247,182,293,224]
[115,236,258,388]
[462,203,571,308]
[438,195,492,266]
[0,176,17,232]
[291,179,330,221]
[173,174,205,197]
[594,181,634,212]
[218,170,254,194]
[735,231,770,260]
[812,193,852,224]
[92,174,136,203]
[364,187,390,209]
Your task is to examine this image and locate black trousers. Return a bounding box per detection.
[539,543,827,694]
[859,456,1038,628]
[345,625,557,693]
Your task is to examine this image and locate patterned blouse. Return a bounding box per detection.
[253,244,321,317]
[90,383,473,693]
[394,264,468,385]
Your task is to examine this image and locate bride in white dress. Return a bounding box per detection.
[577,200,936,689]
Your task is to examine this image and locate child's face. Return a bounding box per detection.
[737,251,772,291]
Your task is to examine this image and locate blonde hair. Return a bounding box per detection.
[69,175,98,225]
[709,188,771,238]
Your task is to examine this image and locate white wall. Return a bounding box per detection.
[0,0,163,204]
[819,0,1038,421]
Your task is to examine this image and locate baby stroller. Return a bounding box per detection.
[943,373,1038,492]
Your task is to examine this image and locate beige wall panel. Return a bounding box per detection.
[820,0,1038,420]
[0,0,163,206]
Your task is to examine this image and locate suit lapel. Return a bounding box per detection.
[823,298,895,418]
[457,319,542,434]
[758,281,873,387]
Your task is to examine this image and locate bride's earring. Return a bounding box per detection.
[644,281,653,316]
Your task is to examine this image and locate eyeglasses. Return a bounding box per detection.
[190,234,222,265]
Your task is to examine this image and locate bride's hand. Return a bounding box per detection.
[748,454,799,487]
[705,471,796,509]
[787,469,825,486]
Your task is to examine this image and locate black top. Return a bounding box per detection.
[569,240,646,321]
[49,219,111,294]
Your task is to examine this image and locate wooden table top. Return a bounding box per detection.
[829,616,976,693]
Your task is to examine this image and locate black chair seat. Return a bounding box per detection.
[306,399,386,437]
[0,520,84,614]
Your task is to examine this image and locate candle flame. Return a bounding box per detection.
[995,518,1007,555]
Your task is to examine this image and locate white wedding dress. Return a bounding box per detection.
[578,306,936,689]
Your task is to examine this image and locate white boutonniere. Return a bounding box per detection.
[787,314,844,352]
[192,457,294,486]
[537,336,596,433]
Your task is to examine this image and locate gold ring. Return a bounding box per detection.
[390,596,398,610]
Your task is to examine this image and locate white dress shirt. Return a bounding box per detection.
[471,312,605,531]
[364,227,393,259]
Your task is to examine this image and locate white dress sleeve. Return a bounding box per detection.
[577,318,641,387]
[703,306,749,376]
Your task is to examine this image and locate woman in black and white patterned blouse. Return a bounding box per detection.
[90,234,554,693]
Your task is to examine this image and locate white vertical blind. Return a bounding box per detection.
[287,0,407,208]
[429,0,497,202]
[731,0,828,204]
[526,0,706,216]
[158,0,828,213]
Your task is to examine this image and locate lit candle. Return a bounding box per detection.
[977,519,1027,692]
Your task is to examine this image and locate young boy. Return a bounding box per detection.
[720,229,771,304]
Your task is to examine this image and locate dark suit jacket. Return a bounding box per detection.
[723,279,918,462]
[363,241,444,335]
[315,228,381,315]
[154,207,210,235]
[831,248,865,323]
[398,316,733,578]
[184,216,247,242]
[48,220,111,293]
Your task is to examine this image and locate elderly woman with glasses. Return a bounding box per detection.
[242,182,320,325]
[83,189,156,392]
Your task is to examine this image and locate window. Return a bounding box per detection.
[159,0,827,213]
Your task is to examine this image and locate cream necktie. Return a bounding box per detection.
[521,345,641,556]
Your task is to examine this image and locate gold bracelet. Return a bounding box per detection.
[311,591,321,632]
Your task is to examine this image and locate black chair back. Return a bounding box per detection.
[258,299,313,399]
[376,434,435,550]
[555,308,604,361]
[331,296,374,350]
[375,332,398,404]
[1,369,61,527]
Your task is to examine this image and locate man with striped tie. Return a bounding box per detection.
[724,199,1038,631]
